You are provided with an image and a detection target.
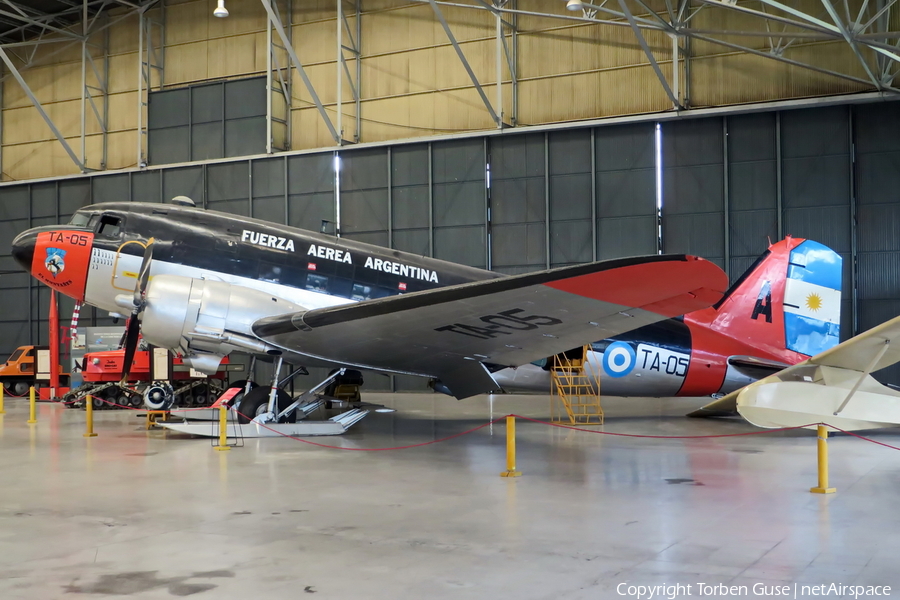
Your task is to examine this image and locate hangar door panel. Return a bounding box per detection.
[489,133,546,274]
[251,157,287,224]
[0,185,31,361]
[432,139,486,269]
[596,123,657,260]
[163,167,204,207]
[288,153,335,233]
[780,106,852,339]
[341,148,389,248]
[93,174,131,205]
[855,102,900,385]
[390,144,430,257]
[549,130,592,268]
[661,118,725,270]
[207,162,250,216]
[727,113,778,282]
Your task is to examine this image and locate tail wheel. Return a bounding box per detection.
[235,386,296,425]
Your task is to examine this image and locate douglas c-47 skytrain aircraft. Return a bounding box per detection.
[10,197,840,427]
[493,236,845,417]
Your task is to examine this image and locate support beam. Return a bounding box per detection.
[136,1,163,167]
[337,0,361,143]
[427,0,501,127]
[260,0,340,144]
[266,0,291,153]
[0,45,86,171]
[618,0,681,108]
[821,0,882,89]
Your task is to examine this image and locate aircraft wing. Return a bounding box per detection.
[252,254,727,399]
[696,316,900,430]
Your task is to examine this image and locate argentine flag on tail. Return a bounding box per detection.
[784,240,842,356]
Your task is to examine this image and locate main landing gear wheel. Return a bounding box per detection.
[223,380,258,407]
[235,386,296,425]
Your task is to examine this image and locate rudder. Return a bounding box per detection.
[696,237,842,359]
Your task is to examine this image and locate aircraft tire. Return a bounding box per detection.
[224,380,257,407]
[235,386,296,425]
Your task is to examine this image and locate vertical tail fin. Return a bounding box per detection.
[695,237,842,359]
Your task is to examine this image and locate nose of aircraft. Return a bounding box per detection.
[11,229,36,273]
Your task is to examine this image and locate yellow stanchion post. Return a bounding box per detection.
[27,386,37,424]
[214,405,230,452]
[810,424,836,494]
[500,415,521,477]
[0,385,5,414]
[83,395,97,438]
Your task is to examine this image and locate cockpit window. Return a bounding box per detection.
[97,214,122,237]
[68,212,91,227]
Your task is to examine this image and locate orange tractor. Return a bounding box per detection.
[0,346,69,396]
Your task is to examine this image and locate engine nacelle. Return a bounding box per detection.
[139,275,303,372]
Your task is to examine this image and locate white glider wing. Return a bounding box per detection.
[726,315,900,431]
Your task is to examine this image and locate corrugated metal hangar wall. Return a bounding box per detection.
[0,0,880,182]
[3,100,900,385]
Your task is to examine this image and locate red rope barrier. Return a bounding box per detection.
[824,424,900,452]
[510,414,819,438]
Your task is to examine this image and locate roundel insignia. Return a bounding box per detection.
[602,341,636,378]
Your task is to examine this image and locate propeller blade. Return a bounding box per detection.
[120,316,141,382]
[133,238,155,308]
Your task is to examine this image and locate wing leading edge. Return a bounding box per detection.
[253,254,728,399]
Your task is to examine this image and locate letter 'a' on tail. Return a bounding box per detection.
[695,237,842,360]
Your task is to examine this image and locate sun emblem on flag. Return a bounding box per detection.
[805,293,823,312]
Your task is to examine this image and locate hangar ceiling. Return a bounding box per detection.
[1,0,900,180]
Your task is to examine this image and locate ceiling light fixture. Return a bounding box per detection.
[213,0,229,18]
[566,0,584,11]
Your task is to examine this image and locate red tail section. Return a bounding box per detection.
[691,238,809,361]
[677,238,807,395]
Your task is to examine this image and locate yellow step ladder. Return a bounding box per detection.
[550,346,604,425]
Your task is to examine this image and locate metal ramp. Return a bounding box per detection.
[550,345,604,425]
[158,406,369,438]
[168,399,326,422]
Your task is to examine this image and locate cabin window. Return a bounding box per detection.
[97,214,122,237]
[351,284,373,301]
[7,348,23,362]
[68,212,91,227]
[24,348,34,357]
[305,273,329,293]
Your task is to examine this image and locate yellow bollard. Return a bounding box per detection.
[0,385,5,414]
[83,395,98,438]
[500,415,522,477]
[27,386,37,424]
[810,424,836,494]
[214,404,231,452]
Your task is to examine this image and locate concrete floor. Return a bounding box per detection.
[1,393,899,600]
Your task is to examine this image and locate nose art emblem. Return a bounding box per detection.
[44,247,67,278]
